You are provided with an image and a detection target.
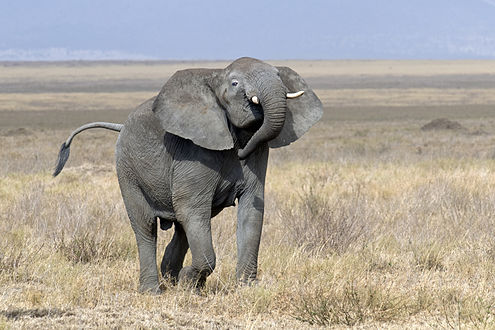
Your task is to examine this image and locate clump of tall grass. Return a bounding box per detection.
[0,230,42,282]
[1,173,136,266]
[294,281,412,326]
[54,225,135,264]
[278,186,369,255]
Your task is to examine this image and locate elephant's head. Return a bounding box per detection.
[152,57,322,159]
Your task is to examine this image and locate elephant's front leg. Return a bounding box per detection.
[175,207,216,288]
[236,193,264,283]
[161,222,189,284]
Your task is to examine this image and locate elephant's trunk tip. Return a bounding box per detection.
[53,142,71,177]
[237,148,249,160]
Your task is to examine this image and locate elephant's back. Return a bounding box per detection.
[121,97,160,137]
[117,97,164,156]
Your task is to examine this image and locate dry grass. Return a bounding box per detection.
[0,61,232,82]
[2,60,495,328]
[317,88,495,107]
[0,92,154,112]
[269,59,495,77]
[3,60,495,81]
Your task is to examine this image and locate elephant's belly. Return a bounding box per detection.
[141,179,177,230]
[139,165,240,214]
[211,177,242,217]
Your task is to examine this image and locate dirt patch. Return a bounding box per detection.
[1,308,74,320]
[0,109,130,130]
[0,127,32,136]
[469,128,490,135]
[421,118,465,131]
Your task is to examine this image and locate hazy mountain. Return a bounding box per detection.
[1,0,495,60]
[0,48,155,61]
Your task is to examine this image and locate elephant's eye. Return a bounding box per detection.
[231,80,239,87]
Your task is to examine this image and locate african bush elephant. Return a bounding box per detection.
[54,57,322,293]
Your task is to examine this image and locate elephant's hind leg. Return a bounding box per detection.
[132,214,160,294]
[161,222,189,284]
[119,179,161,294]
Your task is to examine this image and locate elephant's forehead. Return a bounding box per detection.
[229,57,264,67]
[226,57,276,74]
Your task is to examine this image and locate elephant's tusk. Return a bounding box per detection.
[286,90,304,99]
[251,96,260,104]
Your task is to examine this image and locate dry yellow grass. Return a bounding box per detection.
[3,158,495,328]
[3,60,495,82]
[4,88,495,113]
[0,92,155,112]
[317,88,495,107]
[0,60,495,87]
[0,61,231,81]
[2,60,495,328]
[269,59,495,77]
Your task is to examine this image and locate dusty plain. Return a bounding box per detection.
[1,60,495,328]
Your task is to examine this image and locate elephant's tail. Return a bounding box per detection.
[53,122,123,177]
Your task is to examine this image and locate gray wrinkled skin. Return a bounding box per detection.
[55,57,322,294]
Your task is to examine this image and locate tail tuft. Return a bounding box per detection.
[53,142,70,177]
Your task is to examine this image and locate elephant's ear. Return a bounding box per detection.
[268,67,323,148]
[152,69,234,150]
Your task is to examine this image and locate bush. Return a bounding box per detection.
[54,227,135,264]
[279,186,369,255]
[294,281,411,326]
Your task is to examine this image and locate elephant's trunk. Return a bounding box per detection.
[238,77,287,159]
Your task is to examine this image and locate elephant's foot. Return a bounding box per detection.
[178,266,207,290]
[236,266,258,285]
[139,281,162,295]
[161,265,181,285]
[161,271,180,286]
[237,277,259,287]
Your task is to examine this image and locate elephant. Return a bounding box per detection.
[53,57,322,293]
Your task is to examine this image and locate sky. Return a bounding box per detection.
[1,0,495,61]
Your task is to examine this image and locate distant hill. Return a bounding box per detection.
[0,48,154,61]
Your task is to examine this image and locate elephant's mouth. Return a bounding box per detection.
[237,96,263,128]
[247,102,263,122]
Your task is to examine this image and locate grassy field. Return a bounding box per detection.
[1,60,495,328]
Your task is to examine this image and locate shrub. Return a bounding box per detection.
[294,281,411,326]
[279,186,369,255]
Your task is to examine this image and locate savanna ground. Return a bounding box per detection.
[2,60,495,329]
